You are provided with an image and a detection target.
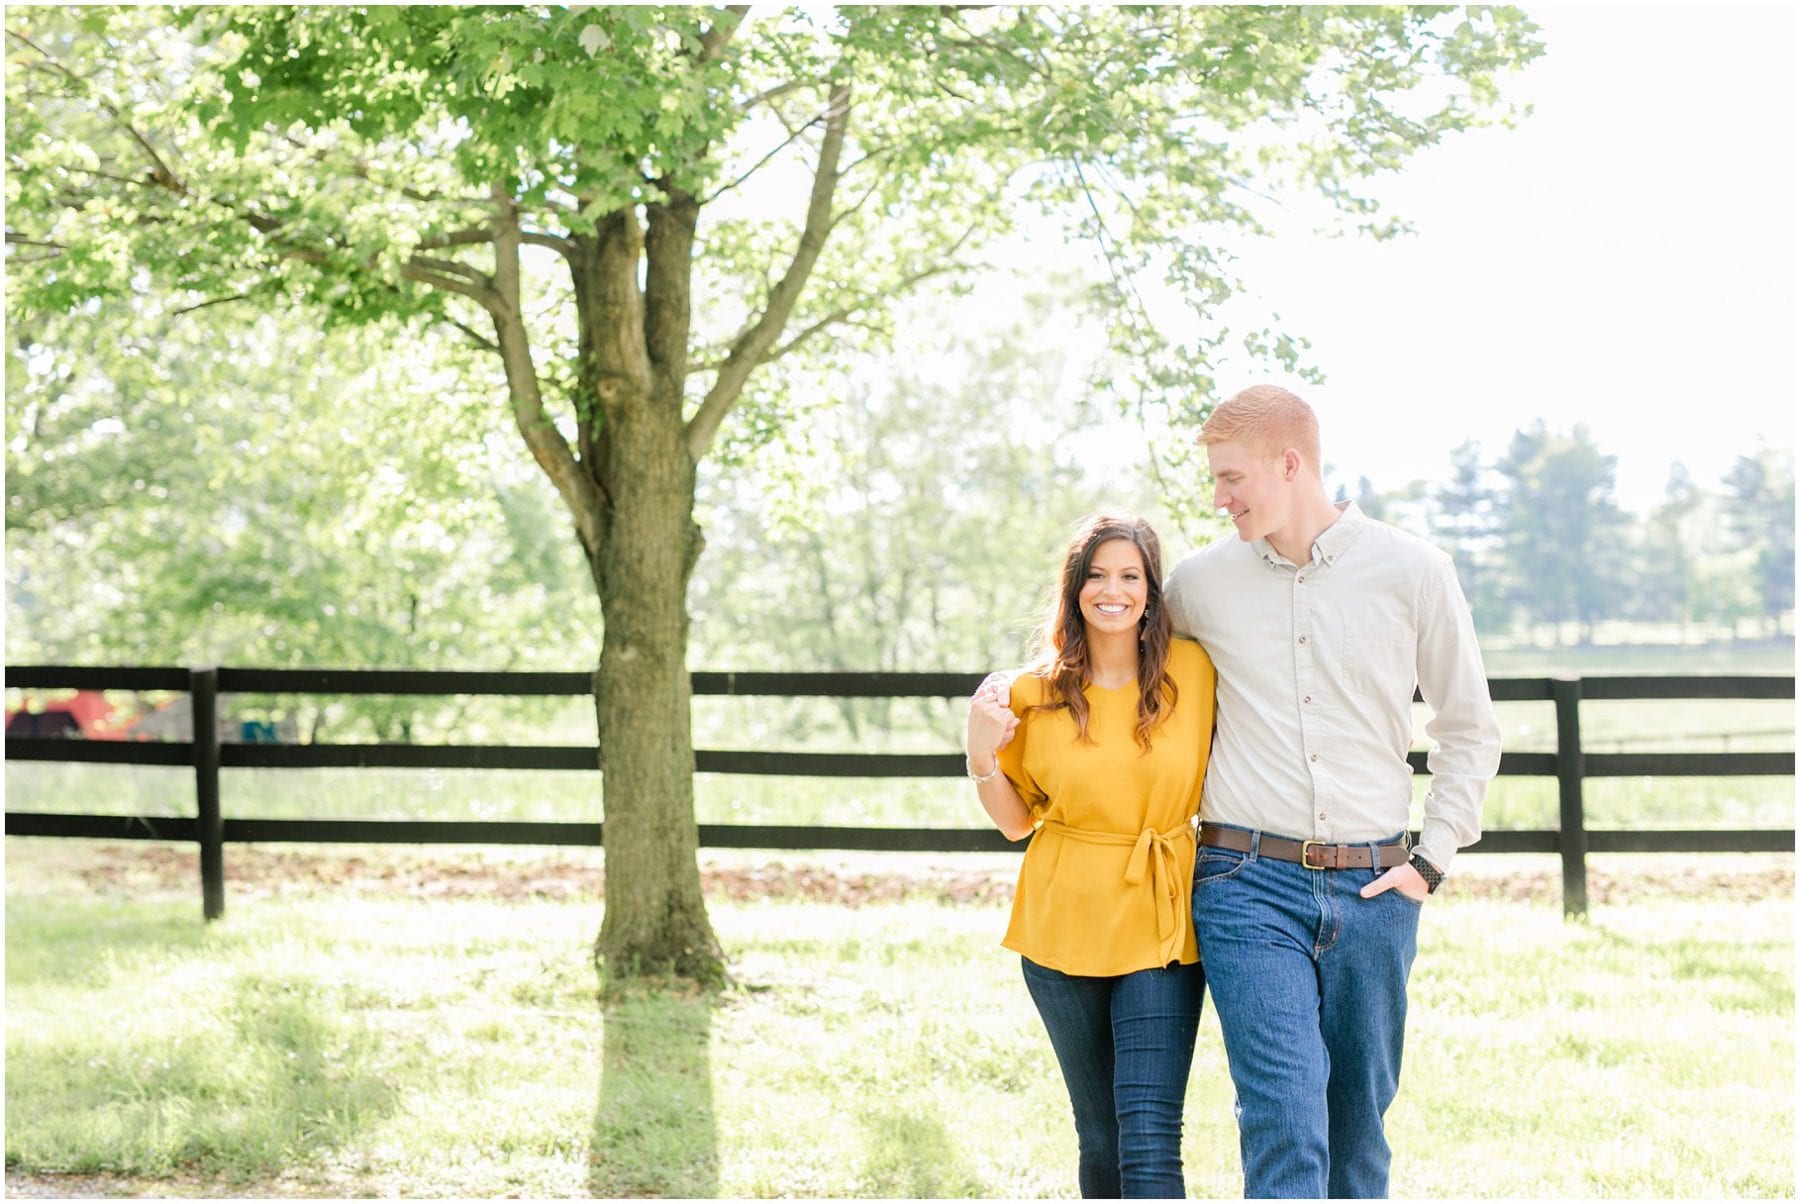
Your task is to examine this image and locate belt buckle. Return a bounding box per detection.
[1300,839,1329,870]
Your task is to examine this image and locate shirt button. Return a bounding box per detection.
[1298,635,1307,644]
[1296,575,1306,584]
[1318,812,1328,821]
[1310,753,1319,762]
[1303,695,1311,703]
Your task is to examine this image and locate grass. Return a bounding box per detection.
[1479,634,1792,677]
[5,841,1794,1198]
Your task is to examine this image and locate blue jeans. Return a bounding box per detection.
[1192,825,1420,1199]
[1021,956,1206,1199]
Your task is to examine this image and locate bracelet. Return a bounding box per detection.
[966,754,1002,785]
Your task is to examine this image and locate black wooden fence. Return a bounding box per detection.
[5,664,1793,919]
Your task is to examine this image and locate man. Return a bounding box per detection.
[1165,384,1501,1198]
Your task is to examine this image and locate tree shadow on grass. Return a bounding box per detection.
[856,1104,987,1198]
[4,895,210,987]
[1587,922,1793,1014]
[6,969,401,1178]
[216,972,403,1165]
[589,984,720,1198]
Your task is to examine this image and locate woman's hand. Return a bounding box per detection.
[965,676,1034,840]
[965,679,1019,770]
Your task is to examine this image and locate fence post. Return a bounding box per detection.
[1551,675,1587,918]
[191,666,224,921]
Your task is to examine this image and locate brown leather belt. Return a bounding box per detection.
[1200,823,1408,870]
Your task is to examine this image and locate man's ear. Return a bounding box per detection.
[1283,448,1301,481]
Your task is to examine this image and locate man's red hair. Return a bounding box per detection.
[1197,385,1322,474]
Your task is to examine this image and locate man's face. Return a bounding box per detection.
[1207,439,1290,543]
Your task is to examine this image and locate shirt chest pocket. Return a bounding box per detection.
[1343,624,1415,701]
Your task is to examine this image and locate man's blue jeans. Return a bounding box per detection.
[1191,825,1420,1199]
[1021,956,1206,1199]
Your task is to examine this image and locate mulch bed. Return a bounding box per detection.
[24,840,1795,908]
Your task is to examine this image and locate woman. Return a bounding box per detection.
[966,513,1216,1199]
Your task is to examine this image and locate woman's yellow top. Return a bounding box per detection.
[997,637,1216,977]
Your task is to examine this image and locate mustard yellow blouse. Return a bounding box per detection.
[997,637,1216,977]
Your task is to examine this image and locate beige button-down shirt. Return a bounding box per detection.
[1164,501,1501,873]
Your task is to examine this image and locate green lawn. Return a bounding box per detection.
[6,842,1793,1198]
[1479,635,1792,677]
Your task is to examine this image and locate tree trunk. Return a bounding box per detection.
[589,390,724,986]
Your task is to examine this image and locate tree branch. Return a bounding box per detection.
[7,27,187,194]
[441,314,499,354]
[1071,157,1154,333]
[703,100,827,202]
[409,254,490,286]
[740,80,804,112]
[644,187,699,398]
[686,74,853,462]
[171,290,265,317]
[490,191,611,546]
[30,162,151,189]
[417,225,496,250]
[278,131,492,207]
[398,259,498,306]
[697,5,752,63]
[10,31,517,332]
[520,229,573,257]
[758,240,978,367]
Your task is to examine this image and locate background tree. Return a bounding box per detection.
[691,278,1151,742]
[1721,448,1796,636]
[1630,462,1705,637]
[1431,438,1507,632]
[6,303,596,737]
[1347,474,1388,522]
[5,4,1544,981]
[1493,422,1632,645]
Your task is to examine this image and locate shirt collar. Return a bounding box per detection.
[1254,500,1368,568]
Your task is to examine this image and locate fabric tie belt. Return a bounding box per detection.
[1042,818,1197,967]
[1199,823,1408,870]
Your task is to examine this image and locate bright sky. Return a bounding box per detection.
[1217,4,1797,510]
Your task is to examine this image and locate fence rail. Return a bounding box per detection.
[6,664,1794,919]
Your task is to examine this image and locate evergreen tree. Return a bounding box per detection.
[1494,422,1632,645]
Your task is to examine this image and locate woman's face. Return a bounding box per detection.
[1078,538,1149,637]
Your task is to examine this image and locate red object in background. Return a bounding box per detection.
[4,690,125,739]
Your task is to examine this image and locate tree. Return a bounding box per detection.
[1431,439,1507,632]
[1350,475,1387,522]
[6,302,597,737]
[1630,462,1705,635]
[1721,448,1796,634]
[5,5,1544,982]
[691,277,1146,744]
[1493,422,1631,644]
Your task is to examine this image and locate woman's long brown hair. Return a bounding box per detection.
[1024,513,1177,750]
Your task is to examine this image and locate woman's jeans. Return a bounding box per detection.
[1192,826,1421,1199]
[1021,956,1205,1199]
